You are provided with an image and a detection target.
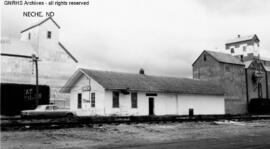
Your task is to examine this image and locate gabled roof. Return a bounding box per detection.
[192,50,244,66]
[244,60,253,68]
[261,57,270,62]
[247,60,266,72]
[225,34,260,46]
[21,17,60,33]
[58,42,78,63]
[242,59,270,71]
[264,65,270,72]
[207,50,244,65]
[61,68,224,96]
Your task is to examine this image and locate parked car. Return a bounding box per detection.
[21,105,76,118]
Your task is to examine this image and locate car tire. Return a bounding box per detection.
[66,113,74,118]
[39,115,45,119]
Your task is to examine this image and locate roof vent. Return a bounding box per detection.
[237,34,241,38]
[139,68,145,75]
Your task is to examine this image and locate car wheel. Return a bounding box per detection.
[66,113,74,121]
[66,113,74,118]
[39,115,45,119]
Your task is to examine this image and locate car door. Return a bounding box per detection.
[44,105,54,117]
[53,106,65,117]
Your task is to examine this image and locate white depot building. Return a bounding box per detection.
[61,68,225,116]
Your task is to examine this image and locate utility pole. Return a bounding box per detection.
[1,53,40,107]
[31,54,40,107]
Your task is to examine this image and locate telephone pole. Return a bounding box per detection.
[31,54,40,106]
[1,53,40,106]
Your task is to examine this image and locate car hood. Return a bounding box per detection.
[21,110,36,113]
[21,109,73,112]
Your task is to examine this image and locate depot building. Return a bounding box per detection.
[60,68,225,116]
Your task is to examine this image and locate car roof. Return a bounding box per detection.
[39,105,57,107]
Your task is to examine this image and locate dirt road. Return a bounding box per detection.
[102,133,270,149]
[1,120,270,149]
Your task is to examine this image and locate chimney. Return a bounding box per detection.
[237,34,241,38]
[139,68,145,75]
[240,55,244,62]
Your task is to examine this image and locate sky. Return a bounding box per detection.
[1,0,270,77]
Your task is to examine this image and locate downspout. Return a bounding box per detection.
[89,78,91,107]
[266,72,269,99]
[245,69,249,111]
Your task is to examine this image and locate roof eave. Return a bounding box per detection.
[192,50,207,66]
[225,39,252,45]
[225,34,260,46]
[105,88,224,96]
[220,61,245,66]
[60,69,84,93]
[58,42,78,63]
[20,17,61,33]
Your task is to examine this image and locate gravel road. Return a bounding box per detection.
[1,120,270,149]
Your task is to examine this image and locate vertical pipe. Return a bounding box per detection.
[266,71,269,99]
[33,55,39,107]
[89,78,91,108]
[245,69,249,112]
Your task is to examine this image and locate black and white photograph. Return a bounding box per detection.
[1,0,270,148]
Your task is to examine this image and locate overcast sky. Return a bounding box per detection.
[1,0,270,77]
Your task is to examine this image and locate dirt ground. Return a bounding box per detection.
[1,120,270,149]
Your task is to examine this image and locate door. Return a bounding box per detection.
[44,105,54,117]
[78,93,82,109]
[52,106,65,117]
[149,98,154,115]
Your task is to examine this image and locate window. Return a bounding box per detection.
[46,106,53,110]
[28,33,31,40]
[78,93,82,109]
[53,106,59,110]
[112,92,119,108]
[131,92,137,108]
[231,48,235,54]
[47,31,52,39]
[91,93,95,107]
[243,46,247,52]
[203,54,207,61]
[225,65,230,72]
